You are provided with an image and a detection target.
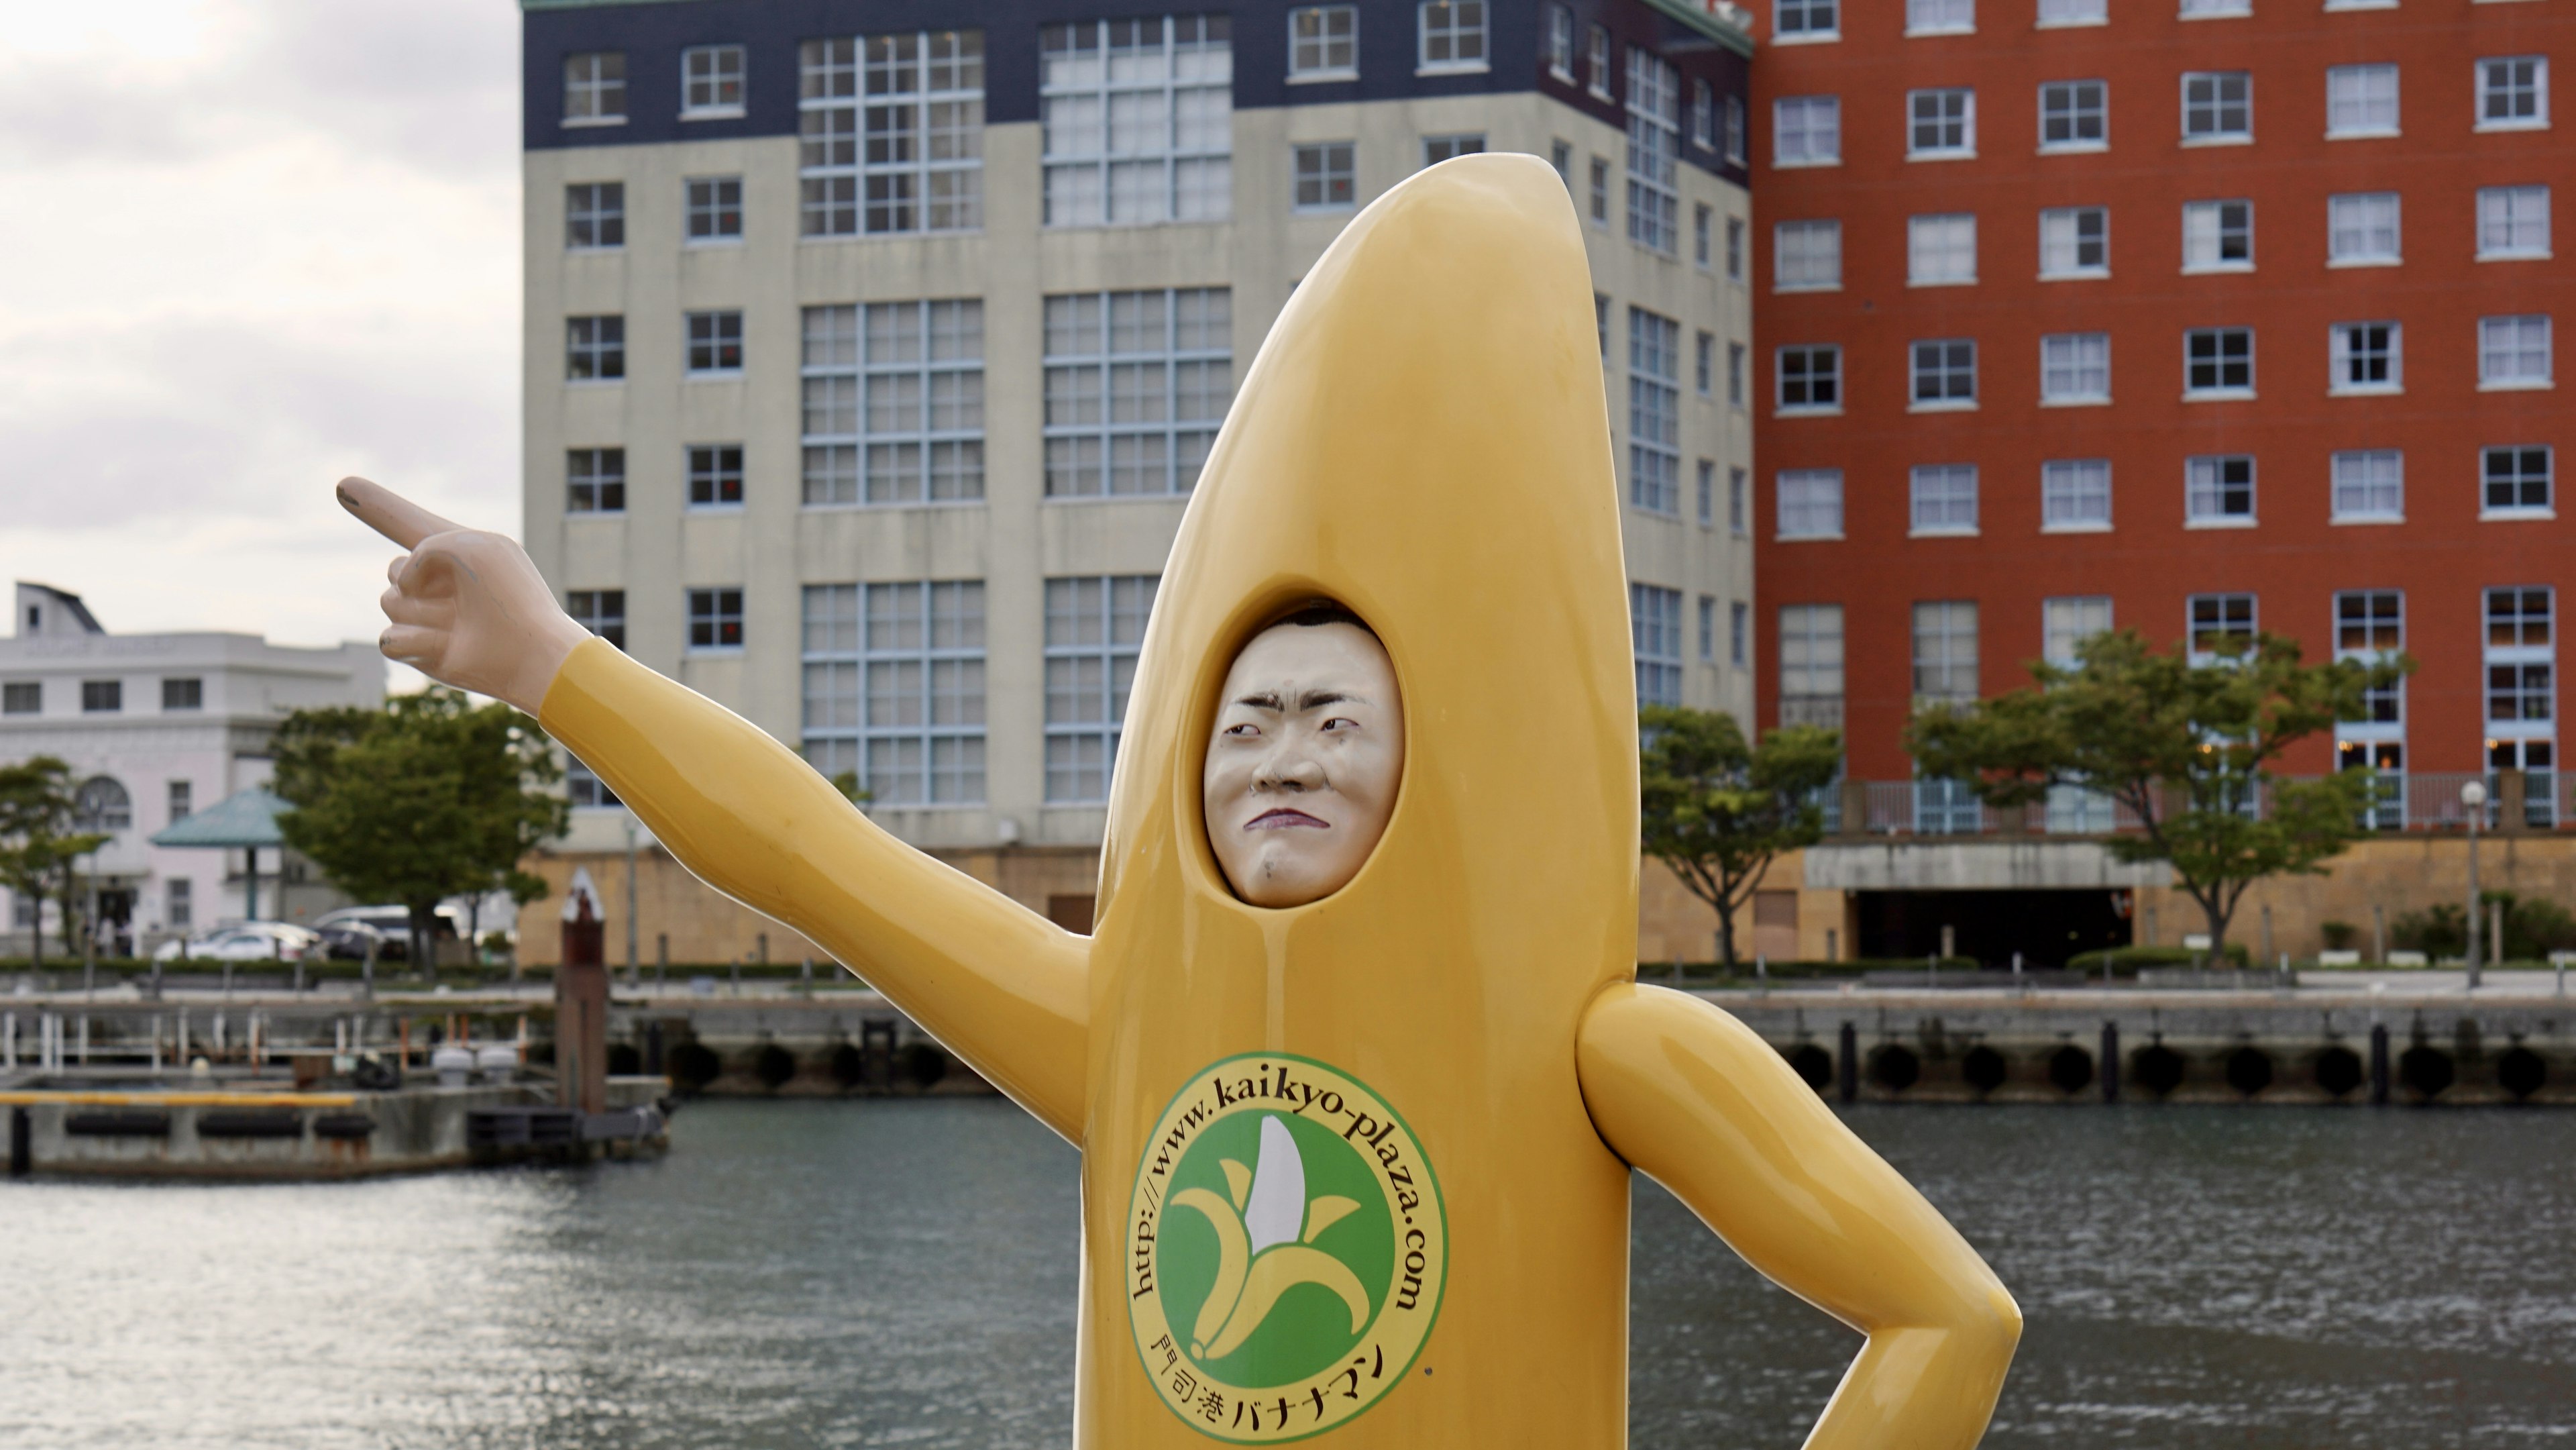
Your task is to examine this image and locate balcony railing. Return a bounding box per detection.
[1827,770,2565,839]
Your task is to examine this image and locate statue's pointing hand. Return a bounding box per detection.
[337,476,587,715]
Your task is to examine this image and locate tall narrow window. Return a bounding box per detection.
[2039,206,2108,277]
[2327,192,2400,264]
[1546,5,1574,80]
[2325,64,2399,138]
[1697,459,1715,525]
[1725,94,1747,164]
[1729,466,1748,533]
[802,300,986,505]
[1730,602,1750,669]
[1774,96,1841,165]
[1625,49,1682,253]
[1419,1,1488,70]
[2041,459,2112,531]
[1587,156,1609,225]
[1627,308,1681,514]
[1691,79,1715,150]
[2040,333,2110,403]
[2483,446,2554,515]
[1044,289,1232,497]
[566,448,625,513]
[1909,464,1979,535]
[1695,330,1714,395]
[2477,186,2552,260]
[2331,450,2404,522]
[1778,606,1844,728]
[1631,584,1683,707]
[1777,470,1843,538]
[2038,80,2106,150]
[2330,321,2401,394]
[1727,342,1746,405]
[2336,589,2405,822]
[1774,219,1842,290]
[1288,5,1358,79]
[1907,213,1976,284]
[2484,590,2556,763]
[1697,596,1716,662]
[1694,203,1712,267]
[166,874,193,929]
[1911,338,1977,407]
[2186,455,2256,523]
[1045,575,1159,802]
[1912,602,1979,703]
[2480,315,2553,389]
[2182,71,2251,142]
[682,44,747,118]
[566,183,624,249]
[2182,199,2253,270]
[1725,216,1745,278]
[1585,25,1611,97]
[800,31,984,237]
[1042,17,1230,227]
[2477,56,2548,132]
[1907,88,1974,157]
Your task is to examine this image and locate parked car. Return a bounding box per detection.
[311,905,463,961]
[315,921,392,962]
[153,923,323,963]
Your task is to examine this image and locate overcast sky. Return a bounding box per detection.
[0,0,521,665]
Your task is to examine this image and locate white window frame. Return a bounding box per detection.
[1729,466,1749,533]
[685,176,744,244]
[565,181,624,250]
[800,300,987,507]
[2331,449,2404,523]
[1776,468,1845,539]
[1773,0,1840,44]
[685,309,745,377]
[799,32,985,238]
[2038,79,2107,153]
[1906,0,1975,36]
[1585,25,1612,99]
[1909,338,1978,411]
[2329,321,2403,396]
[2041,458,2112,532]
[2325,63,2400,139]
[564,51,627,126]
[1627,308,1683,515]
[1288,5,1359,82]
[1293,141,1356,211]
[2185,454,2257,527]
[2181,70,2252,144]
[686,443,746,510]
[2481,586,2555,743]
[566,447,625,513]
[2039,205,2109,278]
[1774,219,1843,291]
[1909,463,1980,536]
[1631,583,1684,707]
[1042,288,1232,498]
[2327,191,2402,266]
[1043,575,1158,802]
[2479,315,2553,391]
[1907,87,1976,159]
[1041,17,1232,229]
[1774,95,1842,166]
[2179,0,2251,17]
[2483,445,2555,519]
[2184,326,2255,399]
[2040,332,2110,405]
[815,580,987,806]
[2182,198,2254,272]
[1778,605,1845,727]
[1776,345,1843,415]
[1911,601,1980,705]
[2043,597,2113,668]
[681,44,747,119]
[2186,594,2257,664]
[686,586,745,654]
[1625,48,1683,254]
[2037,0,2107,28]
[566,315,625,382]
[2476,56,2548,133]
[1907,213,1978,287]
[1417,1,1489,74]
[2477,185,2553,260]
[1546,5,1574,81]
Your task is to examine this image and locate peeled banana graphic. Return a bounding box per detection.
[1173,1116,1370,1362]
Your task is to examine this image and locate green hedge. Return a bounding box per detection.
[2065,943,2251,974]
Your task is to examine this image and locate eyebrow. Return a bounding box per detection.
[1229,689,1368,713]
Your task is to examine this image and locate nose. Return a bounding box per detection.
[1254,743,1326,794]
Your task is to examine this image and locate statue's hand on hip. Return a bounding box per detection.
[336,475,588,715]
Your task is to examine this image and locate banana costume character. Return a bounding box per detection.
[343,155,2018,1449]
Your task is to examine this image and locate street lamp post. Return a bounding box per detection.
[2461,778,2487,992]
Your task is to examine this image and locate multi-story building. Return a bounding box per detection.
[1752,0,2574,964]
[517,0,1756,961]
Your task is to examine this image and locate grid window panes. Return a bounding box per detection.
[1779,605,1844,727]
[1044,289,1232,497]
[2185,327,2253,395]
[1589,156,1610,222]
[2039,80,2106,149]
[566,183,623,248]
[2478,186,2551,259]
[2331,321,2401,392]
[800,581,986,805]
[1631,584,1683,706]
[1774,219,1841,289]
[2039,206,2108,276]
[166,875,194,927]
[1774,96,1841,164]
[2332,449,2404,521]
[1628,308,1682,514]
[2485,587,2554,732]
[565,52,627,123]
[162,678,201,712]
[2326,64,2398,138]
[1626,48,1682,254]
[2039,0,2105,20]
[567,448,625,513]
[2479,56,2547,130]
[686,176,743,240]
[1778,346,1841,411]
[800,31,984,237]
[1587,25,1611,95]
[2041,332,2110,403]
[2043,597,2112,667]
[1909,88,1974,156]
[1289,6,1357,79]
[1908,213,1976,284]
[688,587,745,650]
[2182,71,2251,141]
[1909,0,1973,34]
[2484,446,2553,513]
[1294,142,1355,209]
[567,760,619,809]
[1045,575,1157,802]
[688,444,745,507]
[1042,17,1230,227]
[2337,590,2405,727]
[2042,458,2112,530]
[1547,5,1573,79]
[1911,338,1977,405]
[802,300,986,505]
[2328,192,2400,264]
[80,681,121,715]
[1913,602,1978,703]
[2187,454,2255,522]
[2183,199,2253,269]
[1778,469,1843,537]
[566,315,624,380]
[0,682,36,715]
[568,590,626,650]
[2481,315,2553,388]
[2188,593,2256,658]
[686,311,743,374]
[1911,464,1978,533]
[1423,133,1485,166]
[1419,1,1487,69]
[1776,0,1837,38]
[683,44,747,116]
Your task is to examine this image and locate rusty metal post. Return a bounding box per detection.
[557,870,609,1116]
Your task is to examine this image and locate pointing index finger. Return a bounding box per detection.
[336,475,467,550]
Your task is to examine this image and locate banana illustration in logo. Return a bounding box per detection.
[1170,1116,1370,1361]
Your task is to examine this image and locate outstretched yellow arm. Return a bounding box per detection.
[1575,983,2020,1450]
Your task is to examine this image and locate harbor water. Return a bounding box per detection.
[1,1099,2569,1447]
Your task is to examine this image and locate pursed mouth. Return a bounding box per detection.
[1246,808,1329,830]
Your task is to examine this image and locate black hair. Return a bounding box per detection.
[1270,599,1374,635]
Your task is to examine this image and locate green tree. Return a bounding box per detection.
[0,757,108,968]
[1639,707,1843,970]
[1907,629,2410,965]
[272,688,569,974]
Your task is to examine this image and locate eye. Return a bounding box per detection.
[1322,717,1359,732]
[1224,722,1260,737]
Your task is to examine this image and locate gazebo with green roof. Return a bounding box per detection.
[150,786,292,921]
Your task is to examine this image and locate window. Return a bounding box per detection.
[2038,0,2106,21]
[2331,321,2401,393]
[800,581,986,805]
[2336,590,2405,727]
[2182,199,2253,270]
[2039,206,2108,277]
[2326,64,2398,138]
[1294,142,1356,208]
[1628,308,1682,515]
[1731,602,1751,669]
[2484,446,2553,515]
[79,679,119,713]
[1911,338,1977,407]
[1042,17,1229,227]
[2478,186,2552,259]
[1550,137,1572,187]
[1596,294,1609,360]
[1588,156,1610,224]
[1778,469,1844,537]
[682,44,747,117]
[1586,26,1611,97]
[1698,596,1716,661]
[568,590,627,650]
[566,315,625,380]
[1727,342,1747,405]
[2188,594,2257,658]
[166,876,193,929]
[2328,193,2400,264]
[2485,588,2555,739]
[2039,80,2106,150]
[1695,330,1715,395]
[802,299,985,505]
[1697,460,1716,525]
[567,761,620,810]
[688,444,745,507]
[2180,0,2250,14]
[566,183,623,249]
[1779,605,1844,727]
[1289,6,1358,79]
[1774,219,1841,290]
[564,51,627,124]
[2332,450,2404,521]
[2478,56,2547,131]
[2043,597,2112,667]
[1774,96,1841,165]
[1777,346,1841,413]
[1729,467,1749,533]
[1546,5,1574,80]
[1912,602,1979,703]
[1626,49,1682,253]
[1044,288,1232,497]
[1692,79,1715,150]
[566,448,625,513]
[1694,203,1713,267]
[2182,71,2251,142]
[161,678,201,711]
[800,30,985,236]
[1775,0,1838,40]
[1908,88,1974,156]
[1419,1,1488,70]
[2481,315,2553,389]
[1908,0,1974,33]
[2042,459,2112,531]
[1,682,38,715]
[687,588,745,650]
[1632,584,1684,706]
[2041,332,2110,403]
[72,776,129,829]
[686,311,744,375]
[2185,327,2253,396]
[1907,213,1976,285]
[168,782,197,831]
[1725,95,1748,165]
[1044,575,1158,801]
[1725,216,1745,279]
[686,176,743,241]
[1424,133,1485,167]
[1911,464,1979,534]
[2186,454,2256,523]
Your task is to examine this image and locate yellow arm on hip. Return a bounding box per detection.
[1575,983,2019,1450]
[539,638,1090,1141]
